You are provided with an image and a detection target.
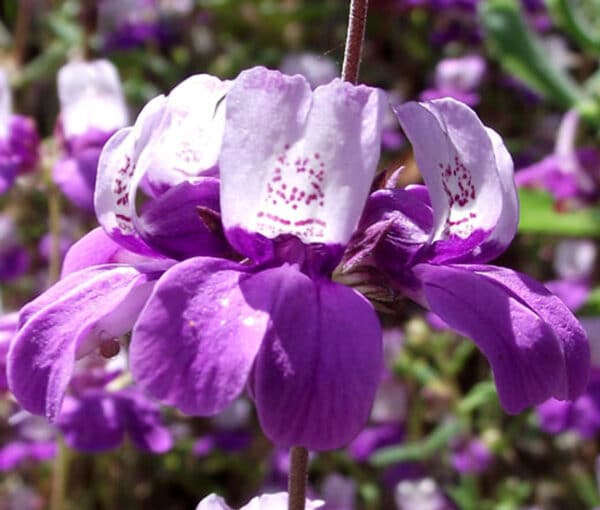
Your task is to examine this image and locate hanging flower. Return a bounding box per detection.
[8,73,231,421]
[129,67,386,450]
[343,98,589,414]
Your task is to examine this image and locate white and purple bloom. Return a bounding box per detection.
[544,240,596,312]
[515,110,600,205]
[10,67,386,452]
[343,98,590,414]
[52,60,128,211]
[128,67,386,450]
[195,493,324,510]
[0,69,40,194]
[98,0,194,51]
[420,55,486,107]
[8,72,233,425]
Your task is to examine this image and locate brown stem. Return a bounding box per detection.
[341,0,369,84]
[13,0,32,67]
[288,446,309,510]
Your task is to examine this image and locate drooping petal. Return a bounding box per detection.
[248,265,382,450]
[57,60,127,140]
[467,265,590,400]
[220,67,386,251]
[413,263,589,413]
[130,258,270,415]
[395,98,518,263]
[61,227,125,277]
[8,265,161,419]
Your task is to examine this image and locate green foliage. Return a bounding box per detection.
[518,188,600,237]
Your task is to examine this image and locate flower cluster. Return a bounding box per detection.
[7,66,589,455]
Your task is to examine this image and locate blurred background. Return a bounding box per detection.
[1,1,600,509]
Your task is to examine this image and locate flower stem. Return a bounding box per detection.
[341,0,369,84]
[50,438,69,510]
[288,446,309,510]
[47,179,62,285]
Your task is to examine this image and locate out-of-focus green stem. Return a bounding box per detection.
[47,178,62,285]
[50,438,69,510]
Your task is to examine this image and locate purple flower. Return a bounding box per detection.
[56,387,172,453]
[98,0,193,51]
[7,73,233,423]
[536,316,600,439]
[515,110,600,204]
[420,55,486,106]
[0,215,30,282]
[0,440,56,472]
[545,240,596,312]
[343,98,589,414]
[52,60,128,210]
[450,438,493,474]
[195,493,324,510]
[0,70,39,194]
[128,67,386,450]
[536,370,600,439]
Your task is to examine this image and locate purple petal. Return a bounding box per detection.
[61,227,123,277]
[249,265,382,450]
[220,67,386,249]
[414,263,589,413]
[136,178,231,260]
[130,257,270,415]
[469,265,590,400]
[52,146,102,211]
[8,265,158,419]
[395,99,518,263]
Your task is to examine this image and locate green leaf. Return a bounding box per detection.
[518,188,600,237]
[369,420,463,467]
[580,287,600,315]
[479,0,582,108]
[546,0,600,54]
[458,381,498,414]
